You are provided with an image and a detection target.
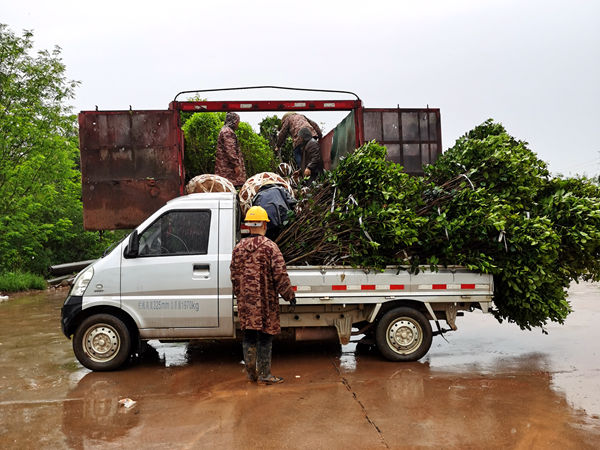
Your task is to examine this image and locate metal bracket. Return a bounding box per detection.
[334,315,353,345]
[445,303,458,331]
[425,302,449,342]
[424,302,437,321]
[367,304,382,323]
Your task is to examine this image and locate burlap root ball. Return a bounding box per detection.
[186,174,237,194]
[238,172,294,214]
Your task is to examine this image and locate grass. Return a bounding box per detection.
[0,271,47,292]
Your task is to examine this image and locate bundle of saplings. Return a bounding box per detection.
[276,120,600,331]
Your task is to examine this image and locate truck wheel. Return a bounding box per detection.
[73,314,131,371]
[375,307,432,361]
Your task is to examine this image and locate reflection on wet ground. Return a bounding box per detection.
[0,284,599,449]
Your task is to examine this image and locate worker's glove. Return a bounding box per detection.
[288,297,297,306]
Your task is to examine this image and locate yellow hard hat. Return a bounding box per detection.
[244,206,270,222]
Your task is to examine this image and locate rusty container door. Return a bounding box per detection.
[79,110,183,230]
[362,108,442,175]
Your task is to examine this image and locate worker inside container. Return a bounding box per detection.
[275,112,322,169]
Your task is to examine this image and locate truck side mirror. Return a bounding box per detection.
[124,230,139,258]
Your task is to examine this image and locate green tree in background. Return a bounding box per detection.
[0,24,112,275]
[181,112,224,179]
[259,115,294,167]
[237,121,276,176]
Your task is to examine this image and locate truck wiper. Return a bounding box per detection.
[103,235,128,257]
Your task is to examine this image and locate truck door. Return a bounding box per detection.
[362,108,442,175]
[78,109,183,230]
[120,200,234,338]
[320,108,442,175]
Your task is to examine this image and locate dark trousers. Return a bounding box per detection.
[243,329,272,347]
[293,144,303,168]
[243,329,274,380]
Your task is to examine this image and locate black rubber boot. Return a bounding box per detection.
[242,340,258,382]
[257,334,283,385]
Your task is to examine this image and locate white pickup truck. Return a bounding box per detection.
[61,192,494,371]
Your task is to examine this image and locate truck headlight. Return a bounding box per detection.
[71,266,94,296]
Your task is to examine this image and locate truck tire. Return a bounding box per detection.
[73,314,131,371]
[375,307,432,362]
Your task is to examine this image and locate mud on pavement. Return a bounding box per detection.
[0,284,599,449]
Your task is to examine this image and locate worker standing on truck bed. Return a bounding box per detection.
[298,126,323,184]
[215,112,246,187]
[276,112,322,168]
[230,206,297,385]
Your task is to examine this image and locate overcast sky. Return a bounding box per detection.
[3,0,599,176]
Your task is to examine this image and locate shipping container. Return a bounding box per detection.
[78,87,442,229]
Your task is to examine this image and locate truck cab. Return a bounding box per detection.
[62,193,240,370]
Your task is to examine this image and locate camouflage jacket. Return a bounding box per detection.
[215,113,246,186]
[277,114,322,148]
[230,235,295,335]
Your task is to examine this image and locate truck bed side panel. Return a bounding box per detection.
[286,267,492,302]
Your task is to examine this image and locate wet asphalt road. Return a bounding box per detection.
[0,283,599,449]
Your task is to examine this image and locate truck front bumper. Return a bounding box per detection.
[61,295,82,338]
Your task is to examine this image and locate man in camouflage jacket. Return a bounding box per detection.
[230,206,296,384]
[215,112,246,187]
[275,112,322,168]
